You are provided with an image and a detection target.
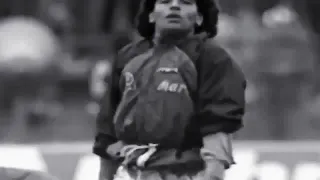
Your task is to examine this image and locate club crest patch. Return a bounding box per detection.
[124,72,136,91]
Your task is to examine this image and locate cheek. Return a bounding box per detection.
[153,7,168,21]
[185,12,198,24]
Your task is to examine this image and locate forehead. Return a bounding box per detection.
[153,0,199,11]
[155,0,197,5]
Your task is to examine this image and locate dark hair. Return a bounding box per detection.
[303,1,320,34]
[136,0,219,39]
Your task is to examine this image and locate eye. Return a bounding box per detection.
[156,0,194,5]
[181,0,194,5]
[157,0,170,4]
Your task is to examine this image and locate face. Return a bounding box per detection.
[150,0,202,34]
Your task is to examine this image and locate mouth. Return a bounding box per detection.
[166,14,181,19]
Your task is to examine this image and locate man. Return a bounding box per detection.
[93,0,246,180]
[0,17,61,141]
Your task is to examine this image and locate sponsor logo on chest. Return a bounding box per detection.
[157,80,187,93]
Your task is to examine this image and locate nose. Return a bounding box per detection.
[170,0,181,10]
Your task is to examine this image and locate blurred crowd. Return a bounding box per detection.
[0,0,319,143]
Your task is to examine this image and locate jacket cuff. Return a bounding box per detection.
[201,132,235,169]
[200,120,243,136]
[93,133,117,159]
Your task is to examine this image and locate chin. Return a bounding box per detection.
[165,23,184,29]
[161,25,189,34]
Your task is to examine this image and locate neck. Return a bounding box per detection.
[153,29,193,45]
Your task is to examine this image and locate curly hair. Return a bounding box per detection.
[136,0,219,39]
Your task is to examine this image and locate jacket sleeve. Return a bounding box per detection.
[93,39,152,158]
[197,44,246,136]
[93,47,129,159]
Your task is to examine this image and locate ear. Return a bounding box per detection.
[149,12,155,23]
[196,14,203,26]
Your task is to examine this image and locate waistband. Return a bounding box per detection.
[115,143,204,171]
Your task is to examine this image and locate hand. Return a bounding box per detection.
[106,141,125,159]
[194,159,225,180]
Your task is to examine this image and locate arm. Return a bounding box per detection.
[92,53,124,180]
[93,41,137,158]
[93,56,122,159]
[92,45,132,180]
[197,44,246,168]
[93,40,151,179]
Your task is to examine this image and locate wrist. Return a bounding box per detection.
[93,133,117,159]
[202,132,235,168]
